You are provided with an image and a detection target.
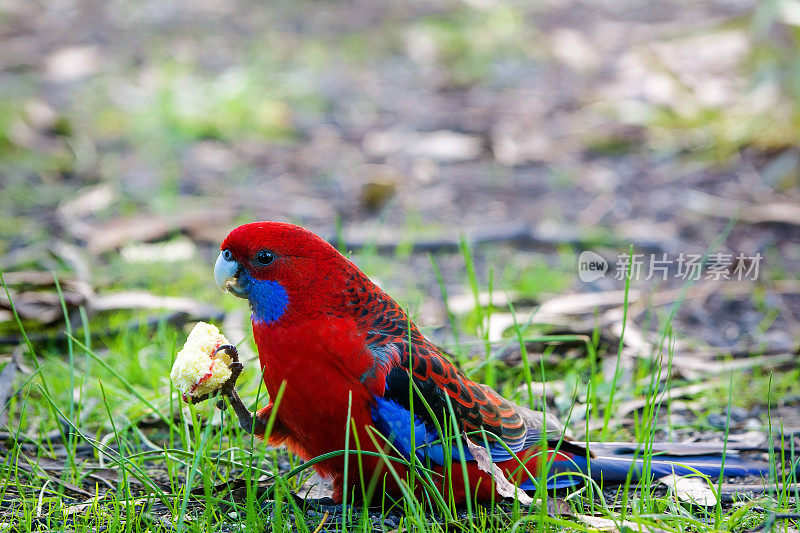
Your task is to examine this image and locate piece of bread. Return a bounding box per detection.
[170,322,232,402]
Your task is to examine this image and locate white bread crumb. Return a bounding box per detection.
[170,322,232,401]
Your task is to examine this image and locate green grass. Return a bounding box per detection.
[2,235,799,533]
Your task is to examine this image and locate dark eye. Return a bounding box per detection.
[222,249,233,261]
[255,250,274,265]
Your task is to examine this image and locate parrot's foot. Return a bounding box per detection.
[214,344,267,434]
[214,344,243,395]
[219,388,266,435]
[191,344,266,435]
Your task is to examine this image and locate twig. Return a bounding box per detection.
[312,511,330,533]
[325,222,672,254]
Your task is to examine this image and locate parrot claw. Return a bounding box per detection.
[213,344,243,394]
[221,388,266,435]
[210,344,266,435]
[214,344,240,363]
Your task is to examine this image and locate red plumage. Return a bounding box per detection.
[219,222,553,502]
[216,222,778,503]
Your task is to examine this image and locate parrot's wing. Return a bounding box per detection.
[371,394,466,465]
[348,275,562,463]
[372,345,564,463]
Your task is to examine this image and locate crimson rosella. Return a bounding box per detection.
[211,222,779,503]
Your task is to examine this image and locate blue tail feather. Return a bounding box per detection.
[521,450,777,490]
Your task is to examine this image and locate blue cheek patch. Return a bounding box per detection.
[246,277,289,324]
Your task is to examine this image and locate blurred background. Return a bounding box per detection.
[1,0,799,424]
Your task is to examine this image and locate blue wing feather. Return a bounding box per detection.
[371,395,552,465]
[371,396,472,465]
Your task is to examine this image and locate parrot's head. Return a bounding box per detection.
[215,222,348,324]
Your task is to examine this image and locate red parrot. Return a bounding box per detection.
[212,222,779,503]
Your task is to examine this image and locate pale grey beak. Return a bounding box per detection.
[214,251,245,297]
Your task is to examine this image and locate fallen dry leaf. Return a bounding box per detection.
[491,119,570,166]
[70,208,234,254]
[44,45,102,82]
[539,290,644,316]
[463,433,533,505]
[1,270,69,287]
[297,472,335,500]
[613,381,721,419]
[0,284,94,325]
[51,240,92,282]
[57,185,118,220]
[90,291,216,316]
[447,290,519,315]
[686,190,800,227]
[514,380,567,400]
[659,473,717,507]
[547,496,573,517]
[576,513,670,533]
[121,236,197,263]
[362,129,483,163]
[725,430,767,449]
[670,352,797,376]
